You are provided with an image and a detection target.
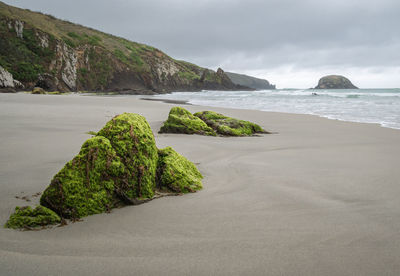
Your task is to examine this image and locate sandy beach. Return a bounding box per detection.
[1,93,399,275]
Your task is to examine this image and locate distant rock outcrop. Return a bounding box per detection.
[225,72,275,90]
[315,75,358,89]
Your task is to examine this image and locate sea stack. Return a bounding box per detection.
[315,75,358,89]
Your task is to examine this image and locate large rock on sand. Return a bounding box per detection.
[41,113,159,218]
[6,112,202,228]
[159,107,267,136]
[194,111,267,136]
[157,147,203,193]
[159,107,216,136]
[97,113,159,200]
[315,75,358,89]
[33,113,202,222]
[40,136,127,218]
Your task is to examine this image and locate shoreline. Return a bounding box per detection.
[1,93,400,275]
[144,88,400,131]
[143,94,400,132]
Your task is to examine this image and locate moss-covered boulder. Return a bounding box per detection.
[159,107,216,136]
[40,136,126,218]
[5,205,61,229]
[157,147,203,193]
[32,87,46,94]
[97,113,158,200]
[194,111,267,136]
[6,112,203,228]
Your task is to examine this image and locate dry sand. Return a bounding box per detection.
[0,93,399,275]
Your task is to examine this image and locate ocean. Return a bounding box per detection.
[153,88,400,130]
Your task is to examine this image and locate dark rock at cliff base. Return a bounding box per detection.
[315,75,358,89]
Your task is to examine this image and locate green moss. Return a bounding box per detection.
[80,48,113,90]
[40,136,126,218]
[157,147,203,193]
[32,87,46,94]
[62,36,76,48]
[159,107,216,136]
[5,205,61,229]
[177,71,200,81]
[114,48,144,70]
[194,111,266,136]
[97,113,158,200]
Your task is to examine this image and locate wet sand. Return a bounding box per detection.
[1,93,400,275]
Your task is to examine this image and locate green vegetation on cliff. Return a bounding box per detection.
[0,1,243,93]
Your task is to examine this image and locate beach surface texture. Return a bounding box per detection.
[1,93,399,275]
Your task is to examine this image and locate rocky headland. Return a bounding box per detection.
[0,1,249,94]
[225,71,276,90]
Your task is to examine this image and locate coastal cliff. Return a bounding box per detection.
[315,75,358,89]
[225,72,275,90]
[0,1,247,93]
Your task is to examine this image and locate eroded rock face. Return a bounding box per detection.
[159,107,216,136]
[0,66,24,91]
[14,20,24,39]
[315,75,358,89]
[59,43,77,90]
[0,66,14,88]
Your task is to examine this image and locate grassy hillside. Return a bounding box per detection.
[0,1,243,93]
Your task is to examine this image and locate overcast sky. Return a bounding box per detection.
[5,0,400,88]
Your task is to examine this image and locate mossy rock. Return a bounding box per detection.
[194,111,266,136]
[32,87,46,94]
[8,112,203,226]
[159,107,216,136]
[40,136,126,218]
[97,113,158,200]
[157,147,203,193]
[5,205,61,229]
